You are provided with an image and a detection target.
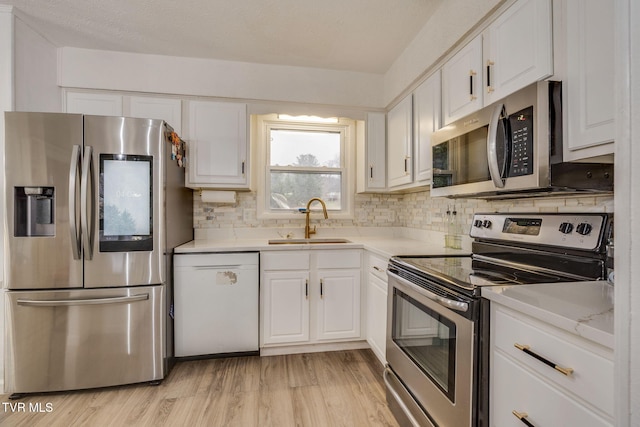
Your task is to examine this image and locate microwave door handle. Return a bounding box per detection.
[68,145,82,260]
[487,103,507,188]
[80,146,95,260]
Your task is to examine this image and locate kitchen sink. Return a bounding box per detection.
[268,238,352,244]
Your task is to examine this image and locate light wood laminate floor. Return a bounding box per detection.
[0,349,400,427]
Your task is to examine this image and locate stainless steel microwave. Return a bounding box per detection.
[430,81,613,198]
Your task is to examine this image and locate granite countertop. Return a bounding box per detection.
[482,281,614,349]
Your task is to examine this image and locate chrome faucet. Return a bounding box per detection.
[304,197,328,238]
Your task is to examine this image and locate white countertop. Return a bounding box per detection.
[175,227,471,259]
[482,281,614,349]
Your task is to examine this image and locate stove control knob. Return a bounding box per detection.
[576,223,593,236]
[482,220,492,229]
[559,222,574,234]
[474,220,484,228]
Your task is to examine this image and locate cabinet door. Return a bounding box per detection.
[564,0,615,159]
[492,352,613,427]
[413,71,441,183]
[66,92,123,116]
[127,96,182,135]
[186,101,249,189]
[262,271,310,345]
[316,269,361,341]
[387,94,413,188]
[483,0,553,105]
[442,35,483,125]
[365,112,387,190]
[367,273,387,365]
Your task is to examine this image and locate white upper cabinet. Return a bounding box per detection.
[413,70,441,183]
[387,94,414,188]
[563,0,615,160]
[387,71,441,191]
[65,91,123,116]
[442,0,552,125]
[483,0,553,105]
[126,96,182,135]
[357,112,386,192]
[185,100,249,190]
[442,35,483,125]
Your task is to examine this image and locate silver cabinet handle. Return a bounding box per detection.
[68,145,82,260]
[373,266,384,272]
[17,293,149,307]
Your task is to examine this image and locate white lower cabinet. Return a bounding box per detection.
[490,304,614,426]
[366,253,389,364]
[261,250,362,347]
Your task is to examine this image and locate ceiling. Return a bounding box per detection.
[5,0,442,74]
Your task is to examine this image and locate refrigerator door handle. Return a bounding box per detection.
[68,145,82,260]
[17,293,149,307]
[81,146,95,260]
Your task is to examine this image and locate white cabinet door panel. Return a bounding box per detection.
[413,70,441,183]
[128,96,182,135]
[442,35,483,125]
[484,0,553,104]
[186,101,248,188]
[66,92,122,116]
[564,0,615,157]
[387,94,413,188]
[262,271,309,344]
[317,269,361,340]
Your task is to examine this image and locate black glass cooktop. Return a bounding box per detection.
[392,254,601,292]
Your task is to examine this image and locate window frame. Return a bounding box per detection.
[255,114,356,220]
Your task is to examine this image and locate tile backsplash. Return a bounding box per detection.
[193,190,614,233]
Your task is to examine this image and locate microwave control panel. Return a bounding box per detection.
[508,106,534,177]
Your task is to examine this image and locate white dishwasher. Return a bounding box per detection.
[173,252,259,357]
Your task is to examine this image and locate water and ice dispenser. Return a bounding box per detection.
[14,186,55,237]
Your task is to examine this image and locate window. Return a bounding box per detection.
[256,115,355,219]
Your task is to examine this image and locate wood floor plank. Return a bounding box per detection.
[258,387,295,426]
[0,349,399,427]
[292,385,332,427]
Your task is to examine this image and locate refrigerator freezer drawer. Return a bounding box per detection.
[4,285,165,394]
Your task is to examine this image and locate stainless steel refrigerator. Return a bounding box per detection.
[3,112,193,395]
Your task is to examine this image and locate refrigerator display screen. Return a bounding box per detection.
[100,154,153,252]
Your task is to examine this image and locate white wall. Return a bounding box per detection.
[14,14,61,112]
[59,47,385,109]
[0,4,14,394]
[614,0,638,424]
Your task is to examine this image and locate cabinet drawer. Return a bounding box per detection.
[316,250,361,269]
[367,252,388,282]
[261,252,309,270]
[492,351,612,427]
[493,306,613,417]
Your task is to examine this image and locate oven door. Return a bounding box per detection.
[386,270,475,427]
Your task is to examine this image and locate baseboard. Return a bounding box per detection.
[260,340,370,357]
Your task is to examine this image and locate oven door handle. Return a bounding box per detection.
[388,270,469,313]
